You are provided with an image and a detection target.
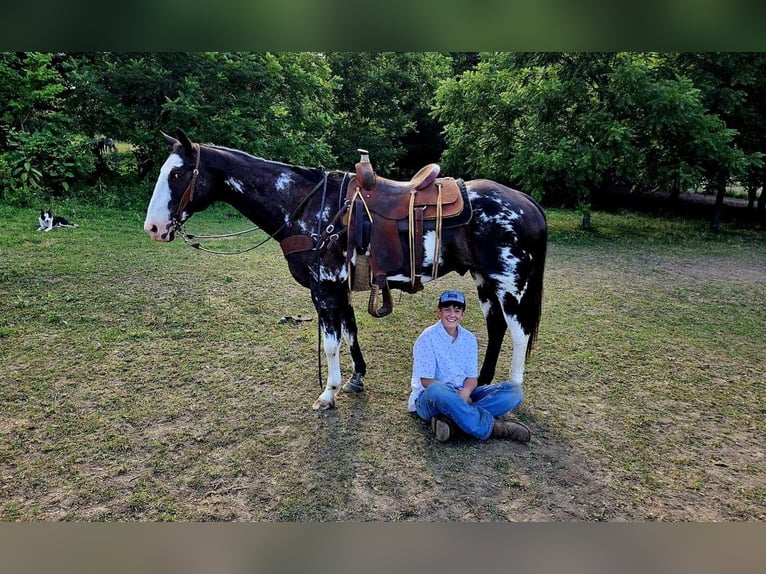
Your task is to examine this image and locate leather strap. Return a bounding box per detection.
[280,235,314,256]
[176,143,201,219]
[432,183,443,280]
[413,206,425,292]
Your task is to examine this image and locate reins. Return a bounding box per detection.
[173,144,347,391]
[177,225,273,255]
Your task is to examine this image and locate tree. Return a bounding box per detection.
[675,53,766,228]
[66,52,338,180]
[434,52,747,229]
[0,53,94,206]
[325,52,452,177]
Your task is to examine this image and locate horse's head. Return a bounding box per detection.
[144,130,211,242]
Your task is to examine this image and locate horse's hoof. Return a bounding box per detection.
[312,399,335,411]
[341,375,365,393]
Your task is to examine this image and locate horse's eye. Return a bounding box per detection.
[172,172,181,180]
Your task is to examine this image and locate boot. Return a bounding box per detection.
[491,419,531,443]
[430,415,456,442]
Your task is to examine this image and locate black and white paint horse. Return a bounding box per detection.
[144,131,547,411]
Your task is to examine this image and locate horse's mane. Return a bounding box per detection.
[204,143,324,180]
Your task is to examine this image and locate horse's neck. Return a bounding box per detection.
[215,152,319,233]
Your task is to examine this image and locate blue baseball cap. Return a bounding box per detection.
[438,290,466,308]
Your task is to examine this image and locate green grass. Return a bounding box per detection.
[1,202,764,521]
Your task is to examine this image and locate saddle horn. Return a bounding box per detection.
[355,148,377,191]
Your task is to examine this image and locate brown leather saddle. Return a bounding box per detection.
[345,150,471,317]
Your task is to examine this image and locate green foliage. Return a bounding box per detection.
[326,52,452,175]
[67,52,338,171]
[1,51,766,226]
[0,53,95,206]
[3,129,95,205]
[161,53,338,166]
[434,52,756,210]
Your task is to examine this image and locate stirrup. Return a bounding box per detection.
[367,279,393,318]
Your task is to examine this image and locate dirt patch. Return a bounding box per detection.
[645,255,766,284]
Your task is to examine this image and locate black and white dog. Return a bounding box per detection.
[37,210,78,232]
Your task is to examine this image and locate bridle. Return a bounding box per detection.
[175,143,201,221]
[172,142,334,256]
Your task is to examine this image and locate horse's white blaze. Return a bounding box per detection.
[275,172,293,191]
[226,177,245,194]
[144,153,183,240]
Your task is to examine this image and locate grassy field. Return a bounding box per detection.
[1,201,764,521]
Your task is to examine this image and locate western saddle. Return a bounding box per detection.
[345,150,469,318]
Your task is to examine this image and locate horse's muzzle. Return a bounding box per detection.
[144,220,176,242]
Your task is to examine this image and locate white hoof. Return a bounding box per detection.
[312,398,335,411]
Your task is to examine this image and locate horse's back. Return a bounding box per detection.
[465,179,547,241]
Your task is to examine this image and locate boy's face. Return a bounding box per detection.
[437,304,465,330]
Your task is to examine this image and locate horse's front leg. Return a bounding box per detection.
[310,282,348,411]
[339,298,366,393]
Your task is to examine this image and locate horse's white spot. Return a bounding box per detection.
[297,220,312,233]
[144,153,183,237]
[491,247,528,303]
[319,262,346,282]
[507,316,529,384]
[421,230,444,269]
[341,323,356,347]
[226,177,245,194]
[387,273,414,283]
[275,172,293,191]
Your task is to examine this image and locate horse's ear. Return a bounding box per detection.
[161,131,177,147]
[176,129,194,154]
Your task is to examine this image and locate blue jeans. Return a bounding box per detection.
[415,381,523,440]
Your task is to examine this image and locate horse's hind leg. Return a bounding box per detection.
[475,275,530,386]
[476,288,507,386]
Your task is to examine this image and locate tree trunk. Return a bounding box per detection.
[758,177,766,227]
[747,184,757,211]
[581,209,592,230]
[710,173,727,232]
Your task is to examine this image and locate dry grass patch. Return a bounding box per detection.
[1,204,764,521]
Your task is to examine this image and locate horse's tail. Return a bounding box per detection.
[526,198,548,358]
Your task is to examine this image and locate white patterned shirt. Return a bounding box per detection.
[408,321,478,411]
